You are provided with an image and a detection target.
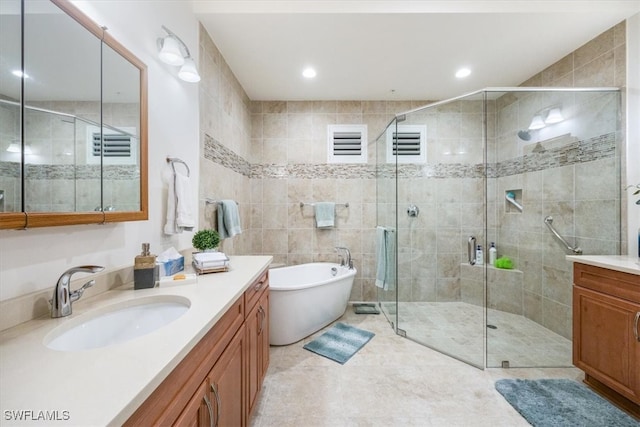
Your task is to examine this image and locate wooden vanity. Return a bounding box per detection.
[125,270,270,426]
[0,256,272,426]
[571,257,640,417]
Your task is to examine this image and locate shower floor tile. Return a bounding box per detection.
[250,304,581,427]
[395,301,573,368]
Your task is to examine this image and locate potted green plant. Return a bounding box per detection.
[192,229,220,252]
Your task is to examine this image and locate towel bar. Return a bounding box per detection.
[167,157,190,177]
[205,198,238,205]
[300,202,349,208]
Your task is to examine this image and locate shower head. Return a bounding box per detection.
[517,130,531,141]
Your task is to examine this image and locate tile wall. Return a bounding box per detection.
[197,21,626,324]
[0,100,140,213]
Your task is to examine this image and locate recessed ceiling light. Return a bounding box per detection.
[12,70,29,79]
[302,67,316,79]
[455,68,471,79]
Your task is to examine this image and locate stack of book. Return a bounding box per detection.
[192,252,229,274]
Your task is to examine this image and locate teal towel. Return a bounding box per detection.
[375,226,395,291]
[314,202,335,228]
[217,200,242,239]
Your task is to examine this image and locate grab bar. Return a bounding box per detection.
[544,216,582,254]
[505,193,523,212]
[468,236,477,265]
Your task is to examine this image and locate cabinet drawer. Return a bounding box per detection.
[574,263,640,303]
[244,271,269,312]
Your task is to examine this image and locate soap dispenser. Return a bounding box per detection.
[489,242,497,266]
[134,243,159,289]
[476,244,484,265]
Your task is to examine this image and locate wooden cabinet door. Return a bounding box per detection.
[247,288,270,416]
[173,381,212,427]
[574,285,640,403]
[209,325,246,427]
[246,298,260,416]
[259,289,270,383]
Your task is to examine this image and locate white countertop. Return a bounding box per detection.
[566,254,640,276]
[0,256,272,426]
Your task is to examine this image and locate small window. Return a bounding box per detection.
[386,124,427,164]
[327,124,367,164]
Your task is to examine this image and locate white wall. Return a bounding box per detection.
[0,1,200,300]
[627,13,640,257]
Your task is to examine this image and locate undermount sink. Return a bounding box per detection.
[44,295,191,351]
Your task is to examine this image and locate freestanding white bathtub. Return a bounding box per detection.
[269,262,357,346]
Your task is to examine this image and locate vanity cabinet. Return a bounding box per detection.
[245,273,270,416]
[124,271,270,426]
[573,263,640,415]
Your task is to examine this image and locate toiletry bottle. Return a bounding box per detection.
[134,243,159,289]
[476,244,484,265]
[489,242,497,266]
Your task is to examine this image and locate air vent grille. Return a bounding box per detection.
[327,124,367,164]
[386,124,427,164]
[392,132,422,156]
[92,133,132,158]
[332,132,362,156]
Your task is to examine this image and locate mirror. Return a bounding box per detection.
[0,0,148,229]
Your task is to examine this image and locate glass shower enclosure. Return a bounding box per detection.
[376,88,622,369]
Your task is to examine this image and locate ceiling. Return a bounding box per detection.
[194,0,640,101]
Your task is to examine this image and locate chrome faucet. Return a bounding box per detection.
[334,247,353,269]
[50,265,105,318]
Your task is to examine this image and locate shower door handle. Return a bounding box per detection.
[468,236,476,266]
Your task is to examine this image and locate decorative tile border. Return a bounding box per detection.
[0,164,140,180]
[204,134,251,177]
[495,132,616,177]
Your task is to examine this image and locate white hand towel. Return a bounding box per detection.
[175,173,194,230]
[193,252,228,263]
[164,171,194,234]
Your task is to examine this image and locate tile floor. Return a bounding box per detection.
[395,302,573,368]
[250,305,582,426]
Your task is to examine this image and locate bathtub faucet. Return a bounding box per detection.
[334,247,353,269]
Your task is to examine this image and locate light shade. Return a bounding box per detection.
[7,143,32,154]
[545,107,564,124]
[528,115,546,130]
[178,57,201,82]
[158,36,185,66]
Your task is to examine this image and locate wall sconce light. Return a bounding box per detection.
[544,107,564,124]
[157,26,200,83]
[528,105,563,130]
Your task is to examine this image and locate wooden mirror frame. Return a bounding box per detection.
[0,0,148,229]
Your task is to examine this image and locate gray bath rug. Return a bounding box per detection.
[495,378,638,426]
[303,322,374,364]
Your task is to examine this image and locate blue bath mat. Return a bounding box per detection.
[303,322,375,364]
[495,379,639,426]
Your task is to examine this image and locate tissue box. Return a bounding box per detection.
[159,256,184,276]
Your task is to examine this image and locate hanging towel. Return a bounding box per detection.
[164,172,194,234]
[314,202,335,228]
[375,226,396,291]
[217,200,242,239]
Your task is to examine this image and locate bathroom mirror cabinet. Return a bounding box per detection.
[0,0,148,229]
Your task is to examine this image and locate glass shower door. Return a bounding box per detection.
[394,92,487,369]
[376,119,398,325]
